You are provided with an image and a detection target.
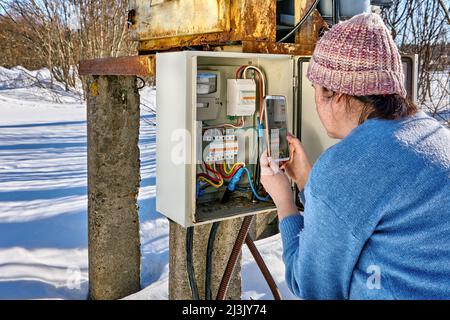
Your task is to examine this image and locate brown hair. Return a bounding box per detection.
[322,87,418,124]
[352,94,418,124]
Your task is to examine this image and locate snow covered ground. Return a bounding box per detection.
[0,66,295,300]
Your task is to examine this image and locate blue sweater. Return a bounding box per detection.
[279,111,450,299]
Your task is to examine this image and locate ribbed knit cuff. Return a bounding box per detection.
[279,214,304,250]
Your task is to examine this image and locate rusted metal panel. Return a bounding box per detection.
[295,2,327,47]
[129,0,231,41]
[134,0,277,52]
[79,55,155,77]
[138,31,233,53]
[229,0,276,42]
[242,40,315,56]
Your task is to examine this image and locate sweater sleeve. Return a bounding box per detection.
[278,192,363,299]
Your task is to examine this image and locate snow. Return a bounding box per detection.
[0,66,294,300]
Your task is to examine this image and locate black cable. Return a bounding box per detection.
[332,0,340,26]
[186,227,199,300]
[205,222,220,300]
[137,76,146,90]
[252,136,261,201]
[277,0,321,43]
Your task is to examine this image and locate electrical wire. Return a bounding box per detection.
[242,167,270,202]
[199,176,223,188]
[205,163,223,180]
[205,221,220,300]
[240,66,267,123]
[243,66,267,98]
[276,0,320,43]
[197,163,224,188]
[186,227,199,300]
[221,162,245,177]
[202,116,245,130]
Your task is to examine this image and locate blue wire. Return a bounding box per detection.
[242,167,270,202]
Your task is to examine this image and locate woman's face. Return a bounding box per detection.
[313,84,341,139]
[312,84,359,140]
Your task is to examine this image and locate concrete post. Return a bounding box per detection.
[169,218,243,300]
[87,75,141,300]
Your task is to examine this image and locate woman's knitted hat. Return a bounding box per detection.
[307,13,407,97]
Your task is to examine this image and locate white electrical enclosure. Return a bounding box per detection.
[156,51,295,227]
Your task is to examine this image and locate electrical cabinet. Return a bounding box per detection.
[156,51,418,227]
[156,51,297,227]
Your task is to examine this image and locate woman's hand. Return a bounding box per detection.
[260,150,298,219]
[281,134,312,191]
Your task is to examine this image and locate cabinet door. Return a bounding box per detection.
[294,56,340,164]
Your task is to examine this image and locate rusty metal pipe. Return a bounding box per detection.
[245,234,282,300]
[216,215,254,300]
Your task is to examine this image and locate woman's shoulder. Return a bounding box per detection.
[305,111,450,225]
[313,111,450,177]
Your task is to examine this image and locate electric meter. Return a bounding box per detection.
[197,72,218,94]
[197,70,222,121]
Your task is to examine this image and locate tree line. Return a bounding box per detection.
[0,0,136,91]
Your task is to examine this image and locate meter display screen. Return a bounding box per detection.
[197,73,217,95]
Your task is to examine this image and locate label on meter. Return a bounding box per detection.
[239,90,256,105]
[227,79,256,116]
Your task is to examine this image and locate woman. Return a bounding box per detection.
[260,13,450,299]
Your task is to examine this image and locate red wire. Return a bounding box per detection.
[236,65,246,78]
[197,173,221,183]
[203,163,223,180]
[219,164,243,179]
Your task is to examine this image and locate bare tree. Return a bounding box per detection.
[0,0,136,91]
[381,0,450,127]
[74,0,134,60]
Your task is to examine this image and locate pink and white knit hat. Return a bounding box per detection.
[307,13,407,97]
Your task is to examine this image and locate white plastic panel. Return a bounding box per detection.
[156,51,193,227]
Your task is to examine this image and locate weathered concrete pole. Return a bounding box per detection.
[86,75,141,300]
[169,219,243,300]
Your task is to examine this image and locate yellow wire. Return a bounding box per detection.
[223,162,245,175]
[199,176,223,188]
